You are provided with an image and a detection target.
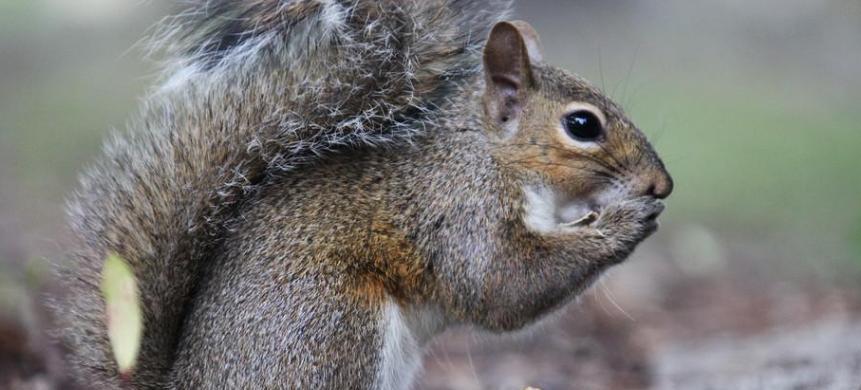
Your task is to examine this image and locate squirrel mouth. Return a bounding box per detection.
[523,185,606,234]
[523,185,624,233]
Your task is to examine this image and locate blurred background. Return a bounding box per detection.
[1,0,859,389]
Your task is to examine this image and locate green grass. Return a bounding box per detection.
[851,219,861,265]
[0,2,38,30]
[1,59,150,200]
[626,79,861,269]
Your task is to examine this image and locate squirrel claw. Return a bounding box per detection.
[560,210,599,228]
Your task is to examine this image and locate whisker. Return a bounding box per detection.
[597,48,607,95]
[596,141,632,175]
[490,142,626,176]
[620,43,641,108]
[599,278,635,322]
[635,148,647,167]
[499,157,620,183]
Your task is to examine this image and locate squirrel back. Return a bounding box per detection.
[54,1,512,388]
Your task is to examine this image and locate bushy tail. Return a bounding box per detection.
[53,0,511,388]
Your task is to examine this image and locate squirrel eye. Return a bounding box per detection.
[563,110,603,141]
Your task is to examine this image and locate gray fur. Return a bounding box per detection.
[170,95,664,387]
[52,1,673,389]
[53,1,511,388]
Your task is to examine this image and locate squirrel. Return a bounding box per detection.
[52,0,673,388]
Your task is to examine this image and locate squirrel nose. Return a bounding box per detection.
[636,169,673,199]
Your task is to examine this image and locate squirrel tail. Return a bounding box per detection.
[53,0,511,388]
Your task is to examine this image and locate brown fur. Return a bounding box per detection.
[53,2,672,389]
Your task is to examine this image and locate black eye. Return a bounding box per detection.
[563,110,603,141]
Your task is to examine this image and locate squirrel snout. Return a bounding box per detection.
[636,169,673,199]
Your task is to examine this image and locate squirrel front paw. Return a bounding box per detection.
[594,196,663,251]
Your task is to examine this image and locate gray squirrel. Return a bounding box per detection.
[52,0,673,388]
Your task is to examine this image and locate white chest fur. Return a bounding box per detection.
[374,299,443,390]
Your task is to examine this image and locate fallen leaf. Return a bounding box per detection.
[101,253,143,376]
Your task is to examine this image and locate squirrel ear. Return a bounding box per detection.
[483,21,544,135]
[505,21,544,64]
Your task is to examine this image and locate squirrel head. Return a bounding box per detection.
[481,21,673,230]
